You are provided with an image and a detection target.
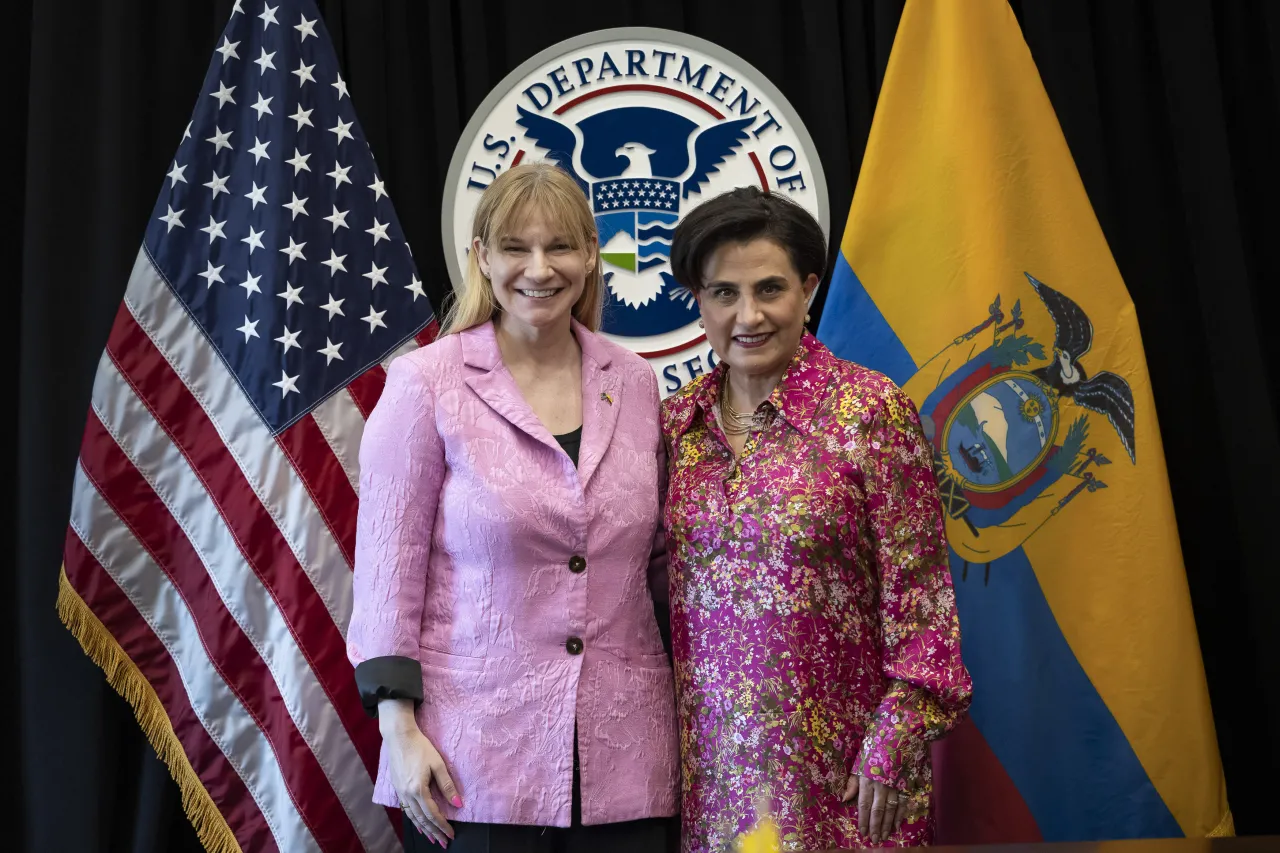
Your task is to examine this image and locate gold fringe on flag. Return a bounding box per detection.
[1208,809,1236,838]
[56,566,243,853]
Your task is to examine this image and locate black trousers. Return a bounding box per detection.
[403,731,678,853]
[403,813,675,853]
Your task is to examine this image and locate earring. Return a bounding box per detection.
[805,313,811,324]
[697,318,704,328]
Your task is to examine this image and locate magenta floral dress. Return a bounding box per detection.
[661,334,973,852]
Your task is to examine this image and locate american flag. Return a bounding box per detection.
[58,1,433,850]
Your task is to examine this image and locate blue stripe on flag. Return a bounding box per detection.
[951,547,1183,841]
[816,253,918,386]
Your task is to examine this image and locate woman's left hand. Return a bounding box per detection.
[842,774,908,844]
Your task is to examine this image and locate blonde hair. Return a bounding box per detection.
[441,162,604,336]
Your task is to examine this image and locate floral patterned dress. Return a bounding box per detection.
[661,334,973,852]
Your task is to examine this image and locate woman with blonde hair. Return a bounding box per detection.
[348,162,678,851]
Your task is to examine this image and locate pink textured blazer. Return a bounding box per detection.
[346,319,678,827]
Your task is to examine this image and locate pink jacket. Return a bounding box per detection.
[347,320,678,827]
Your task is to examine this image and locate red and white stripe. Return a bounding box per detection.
[64,247,437,852]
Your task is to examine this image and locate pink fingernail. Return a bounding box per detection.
[451,795,463,808]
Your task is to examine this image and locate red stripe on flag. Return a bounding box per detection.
[277,415,359,565]
[416,318,439,348]
[346,320,438,420]
[78,412,363,851]
[104,311,382,777]
[65,529,279,852]
[345,367,385,419]
[933,716,1042,844]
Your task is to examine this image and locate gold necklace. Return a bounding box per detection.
[718,379,769,436]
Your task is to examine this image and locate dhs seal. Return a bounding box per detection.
[444,28,828,396]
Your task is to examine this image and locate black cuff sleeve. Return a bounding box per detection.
[354,655,423,717]
[655,600,674,664]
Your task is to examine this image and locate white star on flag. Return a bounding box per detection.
[200,216,227,244]
[248,136,270,162]
[241,226,266,254]
[237,316,260,341]
[283,193,309,219]
[296,15,318,41]
[280,237,307,264]
[405,275,426,301]
[318,338,344,365]
[362,306,388,332]
[206,127,233,153]
[363,262,389,288]
[255,47,276,74]
[197,260,225,287]
[210,82,237,108]
[238,272,263,296]
[244,182,268,208]
[272,370,300,397]
[251,95,274,121]
[324,206,349,232]
[275,326,301,352]
[293,60,316,86]
[321,294,345,319]
[321,249,347,275]
[204,171,230,197]
[286,148,311,174]
[328,163,352,187]
[216,36,240,63]
[158,205,185,232]
[330,119,354,144]
[277,282,304,308]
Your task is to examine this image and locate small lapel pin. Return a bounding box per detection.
[600,392,613,405]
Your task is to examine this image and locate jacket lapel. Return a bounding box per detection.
[576,324,621,490]
[460,322,559,452]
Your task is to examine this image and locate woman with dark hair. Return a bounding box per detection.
[661,187,973,851]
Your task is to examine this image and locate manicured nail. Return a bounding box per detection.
[451,795,463,808]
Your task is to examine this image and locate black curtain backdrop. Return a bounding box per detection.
[18,1,1280,850]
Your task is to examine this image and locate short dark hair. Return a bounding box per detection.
[669,187,828,290]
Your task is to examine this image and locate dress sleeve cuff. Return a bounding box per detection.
[354,655,423,717]
[854,717,931,794]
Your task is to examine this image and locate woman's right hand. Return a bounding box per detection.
[378,699,462,846]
